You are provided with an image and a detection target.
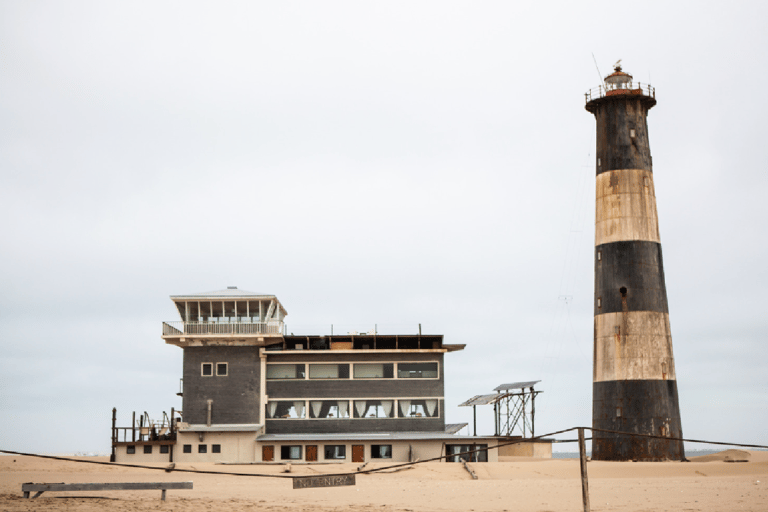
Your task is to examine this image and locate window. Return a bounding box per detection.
[398,399,439,418]
[397,363,438,378]
[160,445,169,454]
[308,400,350,419]
[216,363,228,376]
[144,445,152,454]
[446,444,488,463]
[183,444,192,453]
[266,401,306,419]
[324,445,346,460]
[281,445,302,460]
[354,363,394,379]
[201,363,213,376]
[266,364,306,380]
[212,444,221,454]
[371,445,392,459]
[198,444,207,453]
[353,400,394,418]
[126,445,135,454]
[309,364,350,379]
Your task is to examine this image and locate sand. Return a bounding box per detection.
[1,451,767,511]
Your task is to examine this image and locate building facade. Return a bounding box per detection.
[111,287,494,463]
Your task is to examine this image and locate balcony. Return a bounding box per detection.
[162,320,284,338]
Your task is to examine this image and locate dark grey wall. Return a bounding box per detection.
[266,352,445,434]
[595,240,669,315]
[182,346,261,425]
[589,96,654,175]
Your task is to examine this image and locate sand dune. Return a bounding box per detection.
[1,451,767,511]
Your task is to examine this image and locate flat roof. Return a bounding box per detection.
[171,288,275,299]
[179,424,263,432]
[494,380,540,391]
[256,431,491,442]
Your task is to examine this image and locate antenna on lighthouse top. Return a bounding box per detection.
[592,53,605,86]
[613,59,622,71]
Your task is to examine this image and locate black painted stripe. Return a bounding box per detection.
[591,97,654,175]
[592,379,684,461]
[595,240,669,315]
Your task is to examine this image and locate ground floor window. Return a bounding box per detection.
[160,445,170,454]
[281,445,302,460]
[143,445,152,454]
[446,444,488,463]
[212,444,221,453]
[371,445,392,459]
[324,445,346,460]
[198,444,207,453]
[126,446,135,454]
[183,444,192,453]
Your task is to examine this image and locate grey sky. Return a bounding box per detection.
[1,1,766,454]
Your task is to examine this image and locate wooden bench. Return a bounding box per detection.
[22,481,193,501]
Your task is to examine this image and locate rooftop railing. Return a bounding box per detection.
[162,320,284,336]
[585,82,655,103]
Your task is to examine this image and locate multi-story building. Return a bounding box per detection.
[112,287,497,463]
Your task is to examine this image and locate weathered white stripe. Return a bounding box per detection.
[593,311,676,382]
[595,169,660,246]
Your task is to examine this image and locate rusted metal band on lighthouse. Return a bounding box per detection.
[587,67,684,461]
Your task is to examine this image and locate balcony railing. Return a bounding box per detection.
[585,82,655,103]
[162,320,283,336]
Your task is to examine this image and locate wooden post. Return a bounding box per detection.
[578,428,591,512]
[111,408,117,462]
[132,411,136,442]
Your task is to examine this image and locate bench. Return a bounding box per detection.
[22,481,193,500]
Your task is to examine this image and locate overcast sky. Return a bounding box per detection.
[2,1,766,455]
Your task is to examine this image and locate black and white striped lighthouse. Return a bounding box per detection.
[585,64,684,461]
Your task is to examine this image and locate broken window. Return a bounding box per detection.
[201,363,213,376]
[266,364,306,380]
[398,399,439,418]
[446,444,488,463]
[280,445,302,460]
[371,445,392,459]
[353,400,394,418]
[354,363,394,379]
[309,364,350,379]
[397,362,438,378]
[324,445,346,460]
[266,401,306,419]
[309,400,350,419]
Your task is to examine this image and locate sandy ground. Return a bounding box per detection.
[1,450,767,512]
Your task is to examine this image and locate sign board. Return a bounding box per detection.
[293,474,356,489]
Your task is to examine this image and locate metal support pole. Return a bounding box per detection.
[132,411,136,442]
[578,428,591,512]
[531,389,536,438]
[473,405,477,437]
[111,408,117,462]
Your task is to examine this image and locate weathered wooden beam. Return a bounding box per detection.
[22,482,193,501]
[462,461,478,480]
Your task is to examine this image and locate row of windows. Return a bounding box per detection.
[275,444,392,460]
[201,363,228,376]
[182,444,221,454]
[125,445,170,454]
[266,398,441,419]
[266,362,438,380]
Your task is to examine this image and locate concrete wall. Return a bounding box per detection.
[182,346,261,425]
[175,431,258,463]
[255,439,477,463]
[114,443,173,464]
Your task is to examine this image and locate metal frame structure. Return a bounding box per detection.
[459,381,541,437]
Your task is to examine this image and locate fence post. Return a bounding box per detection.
[578,428,590,512]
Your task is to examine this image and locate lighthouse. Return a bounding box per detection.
[585,63,684,461]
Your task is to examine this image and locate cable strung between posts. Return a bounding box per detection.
[3,426,767,481]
